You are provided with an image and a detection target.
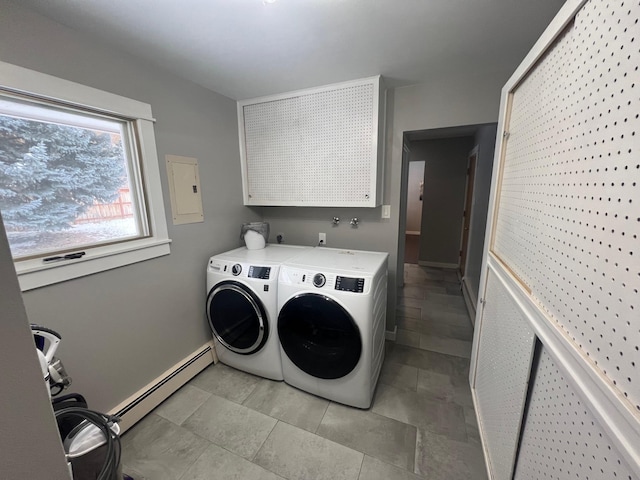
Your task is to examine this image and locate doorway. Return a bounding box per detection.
[404,160,425,264]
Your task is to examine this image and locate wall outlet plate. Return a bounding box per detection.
[381,205,391,219]
[318,233,326,245]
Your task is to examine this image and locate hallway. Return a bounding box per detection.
[384,263,486,478]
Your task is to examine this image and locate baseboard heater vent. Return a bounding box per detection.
[110,341,216,433]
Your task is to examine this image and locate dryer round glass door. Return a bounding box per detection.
[206,281,269,355]
[278,293,362,379]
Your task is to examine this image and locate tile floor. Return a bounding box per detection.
[121,264,488,479]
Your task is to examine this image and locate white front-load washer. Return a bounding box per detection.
[277,247,388,408]
[206,244,309,381]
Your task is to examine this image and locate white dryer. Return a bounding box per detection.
[206,244,309,381]
[277,247,388,408]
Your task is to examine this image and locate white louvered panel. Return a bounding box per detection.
[241,78,381,206]
[475,269,536,480]
[514,347,635,480]
[492,0,640,413]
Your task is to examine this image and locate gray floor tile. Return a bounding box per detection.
[182,394,277,459]
[398,285,427,300]
[316,403,417,471]
[243,379,329,432]
[358,455,423,480]
[419,334,472,358]
[371,383,468,441]
[154,384,211,425]
[396,305,421,319]
[398,316,473,341]
[379,361,418,391]
[423,292,467,310]
[386,344,470,380]
[415,428,487,479]
[254,421,364,480]
[464,406,481,443]
[120,414,210,480]
[178,443,284,480]
[442,270,460,283]
[188,363,261,404]
[417,369,473,408]
[445,283,462,295]
[405,266,445,282]
[397,296,424,308]
[395,328,421,348]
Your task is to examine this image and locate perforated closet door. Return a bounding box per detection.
[492,0,640,415]
[240,77,382,207]
[474,269,536,479]
[471,0,640,478]
[514,347,635,480]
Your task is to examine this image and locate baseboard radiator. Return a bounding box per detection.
[109,341,216,433]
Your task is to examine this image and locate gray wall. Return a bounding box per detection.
[0,213,70,479]
[406,161,425,233]
[411,137,474,265]
[0,1,261,412]
[464,124,498,302]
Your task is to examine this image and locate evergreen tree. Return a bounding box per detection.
[0,115,126,230]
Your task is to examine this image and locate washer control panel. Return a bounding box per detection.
[335,276,365,293]
[249,266,271,279]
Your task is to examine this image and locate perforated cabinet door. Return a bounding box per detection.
[474,269,536,479]
[240,78,381,207]
[514,347,636,480]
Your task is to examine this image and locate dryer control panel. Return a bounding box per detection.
[335,276,365,293]
[280,267,370,294]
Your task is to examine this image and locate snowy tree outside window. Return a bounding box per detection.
[0,96,141,259]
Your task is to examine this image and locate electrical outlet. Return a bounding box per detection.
[381,204,391,219]
[318,232,326,246]
[276,233,284,244]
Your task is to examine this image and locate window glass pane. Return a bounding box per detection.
[0,96,143,259]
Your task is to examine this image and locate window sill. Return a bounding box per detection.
[16,237,172,291]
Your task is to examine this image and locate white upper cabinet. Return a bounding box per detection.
[237,76,385,207]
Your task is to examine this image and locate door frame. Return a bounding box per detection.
[459,146,478,277]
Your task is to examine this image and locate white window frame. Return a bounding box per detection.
[0,61,171,291]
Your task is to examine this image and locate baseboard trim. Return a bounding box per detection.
[109,340,216,433]
[418,261,459,269]
[385,326,397,341]
[462,277,477,325]
[471,387,494,479]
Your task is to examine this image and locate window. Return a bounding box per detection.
[0,61,170,290]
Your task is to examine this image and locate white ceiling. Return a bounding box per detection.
[16,0,566,100]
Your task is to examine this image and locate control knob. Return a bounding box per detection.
[232,264,242,276]
[312,273,326,288]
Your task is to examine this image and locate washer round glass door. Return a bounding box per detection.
[206,281,268,355]
[278,293,362,379]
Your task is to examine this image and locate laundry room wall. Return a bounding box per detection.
[0,1,261,412]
